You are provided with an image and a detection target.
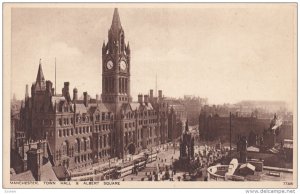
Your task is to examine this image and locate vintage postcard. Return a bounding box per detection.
[3,3,297,189]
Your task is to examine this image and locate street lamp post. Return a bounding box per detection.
[151,147,153,163]
[173,139,176,154]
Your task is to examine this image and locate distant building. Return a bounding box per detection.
[165,98,187,142]
[198,107,292,144]
[182,95,207,125]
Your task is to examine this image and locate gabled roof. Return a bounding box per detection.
[10,169,35,181]
[97,103,110,112]
[144,103,153,110]
[75,104,87,114]
[52,166,69,180]
[40,162,59,181]
[51,95,65,105]
[88,106,98,115]
[88,104,107,115]
[121,103,132,113]
[130,102,140,111]
[10,161,58,181]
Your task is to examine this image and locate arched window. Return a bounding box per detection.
[74,140,78,153]
[80,138,84,152]
[62,141,69,156]
[99,136,102,149]
[83,138,87,151]
[104,135,107,147]
[86,137,91,150]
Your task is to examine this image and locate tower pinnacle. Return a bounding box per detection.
[36,59,45,83]
[111,8,122,31]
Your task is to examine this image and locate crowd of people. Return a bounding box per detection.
[120,143,230,181]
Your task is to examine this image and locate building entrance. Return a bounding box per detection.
[127,143,136,155]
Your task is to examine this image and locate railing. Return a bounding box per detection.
[207,165,229,181]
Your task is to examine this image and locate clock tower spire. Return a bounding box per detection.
[102,8,131,104]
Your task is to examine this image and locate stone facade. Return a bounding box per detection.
[18,9,173,170]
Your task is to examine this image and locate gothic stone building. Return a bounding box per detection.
[19,8,169,170]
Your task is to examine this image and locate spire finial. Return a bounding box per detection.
[111,8,122,30]
[25,84,29,99]
[36,59,45,83]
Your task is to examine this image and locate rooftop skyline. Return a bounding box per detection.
[11,5,296,106]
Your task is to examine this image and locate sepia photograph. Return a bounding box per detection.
[3,2,297,189]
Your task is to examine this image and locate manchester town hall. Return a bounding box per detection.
[13,8,181,172]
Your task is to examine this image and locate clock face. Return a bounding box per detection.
[120,61,127,70]
[106,60,113,70]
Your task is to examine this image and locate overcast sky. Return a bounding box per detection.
[11,4,296,106]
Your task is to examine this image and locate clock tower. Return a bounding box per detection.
[102,8,131,104]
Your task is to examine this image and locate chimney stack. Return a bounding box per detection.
[96,94,99,103]
[63,82,71,102]
[144,95,149,105]
[150,89,153,99]
[46,81,53,95]
[73,88,78,101]
[158,90,162,99]
[27,148,43,181]
[25,84,29,99]
[138,94,143,104]
[83,92,88,107]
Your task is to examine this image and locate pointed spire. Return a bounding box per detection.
[127,41,130,49]
[25,84,29,99]
[102,41,106,54]
[36,58,45,83]
[127,41,130,52]
[111,8,122,30]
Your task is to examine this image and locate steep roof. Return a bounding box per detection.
[10,161,58,181]
[128,102,154,112]
[34,60,46,92]
[51,95,65,106]
[10,169,35,181]
[40,162,59,181]
[36,60,45,83]
[52,166,69,180]
[111,8,122,31]
[130,102,140,111]
[144,103,153,110]
[75,104,87,114]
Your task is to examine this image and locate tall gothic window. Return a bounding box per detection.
[118,78,121,93]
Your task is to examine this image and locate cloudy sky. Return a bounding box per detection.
[11,4,296,105]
